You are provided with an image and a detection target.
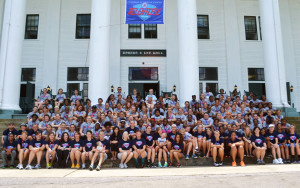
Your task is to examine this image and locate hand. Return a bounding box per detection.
[6,149,11,155]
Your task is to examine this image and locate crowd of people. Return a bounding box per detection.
[1,86,300,171]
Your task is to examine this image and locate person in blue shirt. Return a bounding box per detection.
[193,124,206,157]
[132,130,147,168]
[1,133,17,169]
[70,132,83,169]
[16,131,31,169]
[286,124,300,163]
[1,123,18,145]
[26,131,46,169]
[211,130,224,167]
[251,127,267,165]
[169,133,184,168]
[56,132,71,168]
[45,132,59,169]
[142,126,156,168]
[227,131,245,167]
[266,124,283,164]
[81,131,96,169]
[118,131,133,169]
[276,123,290,163]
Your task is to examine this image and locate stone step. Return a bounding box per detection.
[0,155,276,169]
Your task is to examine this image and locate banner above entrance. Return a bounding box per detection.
[125,0,165,24]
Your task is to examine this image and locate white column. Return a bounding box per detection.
[259,0,287,107]
[88,0,111,105]
[0,0,27,112]
[177,0,200,106]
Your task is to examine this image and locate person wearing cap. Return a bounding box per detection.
[251,127,267,165]
[1,133,17,169]
[266,124,283,164]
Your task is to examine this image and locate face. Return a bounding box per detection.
[63,133,68,141]
[49,133,55,140]
[172,126,176,132]
[175,135,180,142]
[8,134,14,141]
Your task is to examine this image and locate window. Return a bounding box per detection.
[76,14,91,39]
[197,15,210,39]
[244,16,258,40]
[248,68,265,81]
[144,24,157,39]
[21,68,36,82]
[129,67,158,81]
[25,15,39,39]
[128,24,142,38]
[199,67,218,81]
[258,16,262,40]
[199,67,218,95]
[67,67,89,81]
[248,68,265,97]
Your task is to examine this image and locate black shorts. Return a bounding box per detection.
[110,143,118,152]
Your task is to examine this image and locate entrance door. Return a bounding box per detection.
[129,83,160,99]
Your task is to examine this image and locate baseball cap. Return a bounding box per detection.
[269,124,275,128]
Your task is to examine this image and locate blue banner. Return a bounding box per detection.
[126,0,164,24]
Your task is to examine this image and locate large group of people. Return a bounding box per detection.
[1,86,300,171]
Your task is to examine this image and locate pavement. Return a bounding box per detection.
[0,164,299,187]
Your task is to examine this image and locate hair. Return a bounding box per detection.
[46,132,56,142]
[60,132,70,143]
[175,133,183,144]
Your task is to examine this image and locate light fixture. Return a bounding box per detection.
[234,85,238,90]
[173,85,176,92]
[111,85,114,93]
[47,85,51,91]
[290,85,294,92]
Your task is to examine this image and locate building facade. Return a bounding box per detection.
[0,0,300,114]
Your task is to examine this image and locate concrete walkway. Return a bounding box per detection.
[0,164,299,178]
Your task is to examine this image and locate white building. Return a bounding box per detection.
[0,0,300,115]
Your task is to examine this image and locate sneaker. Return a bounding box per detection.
[192,154,198,159]
[75,164,80,169]
[206,152,209,158]
[213,162,219,167]
[195,147,198,151]
[124,163,128,169]
[261,160,265,165]
[82,163,86,169]
[25,164,32,170]
[232,161,237,167]
[218,162,223,166]
[89,165,93,171]
[19,164,24,170]
[240,161,245,167]
[35,164,41,169]
[278,158,283,164]
[46,163,51,169]
[185,155,190,160]
[163,162,168,168]
[96,165,101,171]
[273,159,279,164]
[258,160,262,165]
[71,164,75,169]
[10,165,14,169]
[292,160,297,164]
[119,163,124,169]
[158,162,162,168]
[151,163,157,168]
[169,162,173,167]
[16,164,21,169]
[286,160,291,164]
[298,161,300,164]
[176,163,181,168]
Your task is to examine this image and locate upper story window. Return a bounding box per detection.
[199,67,218,81]
[67,67,89,81]
[76,14,91,39]
[248,68,265,81]
[25,14,39,39]
[21,68,36,82]
[128,24,142,38]
[144,24,157,39]
[244,16,258,40]
[197,15,210,39]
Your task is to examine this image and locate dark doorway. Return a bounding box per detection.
[129,83,160,99]
[248,83,266,98]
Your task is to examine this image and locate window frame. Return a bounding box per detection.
[128,67,159,81]
[21,68,36,82]
[144,24,157,39]
[248,68,265,82]
[75,14,91,39]
[244,16,259,41]
[128,24,142,39]
[24,14,39,40]
[197,15,210,40]
[67,67,89,82]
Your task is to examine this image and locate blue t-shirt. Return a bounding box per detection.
[171,142,184,153]
[3,128,18,136]
[83,139,96,152]
[18,139,31,149]
[193,131,206,139]
[118,139,132,151]
[227,138,241,144]
[30,139,46,148]
[266,131,278,144]
[206,134,214,141]
[277,132,287,143]
[3,140,18,149]
[251,135,266,147]
[125,127,138,135]
[46,140,60,150]
[167,132,177,143]
[132,138,146,149]
[70,140,84,149]
[142,133,155,146]
[211,137,224,145]
[287,133,300,144]
[97,139,110,150]
[59,141,70,148]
